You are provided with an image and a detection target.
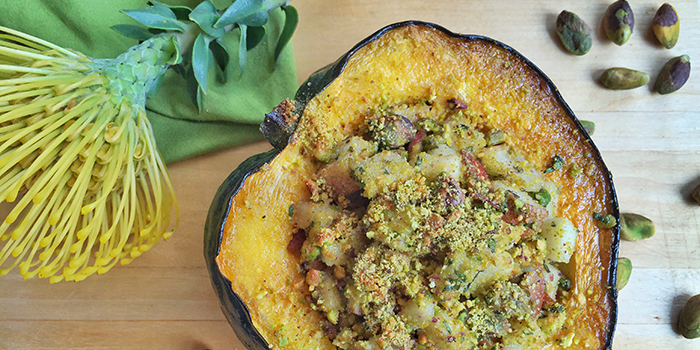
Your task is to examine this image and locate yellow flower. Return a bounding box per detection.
[0,26,177,283]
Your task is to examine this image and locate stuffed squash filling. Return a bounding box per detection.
[290,100,580,349]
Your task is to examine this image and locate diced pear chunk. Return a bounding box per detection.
[540,217,578,263]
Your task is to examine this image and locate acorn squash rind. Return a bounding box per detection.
[204,149,279,350]
[205,20,620,350]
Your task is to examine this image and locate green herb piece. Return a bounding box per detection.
[593,212,617,228]
[559,277,572,291]
[544,155,565,173]
[275,6,299,61]
[487,238,497,251]
[532,189,551,207]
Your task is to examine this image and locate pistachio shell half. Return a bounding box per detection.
[679,294,700,339]
[556,11,592,56]
[655,55,691,95]
[616,257,632,290]
[620,213,655,241]
[600,67,649,90]
[653,3,680,49]
[603,0,634,45]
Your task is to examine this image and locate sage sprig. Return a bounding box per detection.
[113,0,298,110]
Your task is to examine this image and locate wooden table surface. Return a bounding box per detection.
[2,0,699,349]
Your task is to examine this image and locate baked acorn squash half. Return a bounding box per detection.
[205,21,619,350]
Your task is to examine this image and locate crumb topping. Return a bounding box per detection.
[291,101,579,349]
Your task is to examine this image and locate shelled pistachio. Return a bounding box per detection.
[556,10,592,55]
[579,120,595,135]
[620,213,655,241]
[653,3,680,49]
[600,67,649,90]
[616,257,632,290]
[655,55,691,94]
[679,294,700,339]
[603,0,634,45]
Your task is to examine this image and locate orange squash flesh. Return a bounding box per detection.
[217,23,617,349]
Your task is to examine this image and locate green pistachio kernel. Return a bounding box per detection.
[556,10,592,55]
[603,0,635,45]
[600,67,649,90]
[620,213,655,241]
[655,55,691,95]
[616,257,632,290]
[579,120,595,136]
[679,294,700,339]
[653,3,680,49]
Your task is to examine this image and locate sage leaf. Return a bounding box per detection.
[111,24,154,41]
[197,85,204,111]
[239,24,248,74]
[247,26,266,50]
[167,35,182,65]
[210,38,230,72]
[122,6,185,32]
[239,11,269,27]
[215,0,265,28]
[544,155,565,173]
[148,0,193,21]
[190,1,226,38]
[192,33,213,93]
[275,5,298,61]
[185,66,199,108]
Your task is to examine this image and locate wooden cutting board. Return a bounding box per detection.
[1,1,699,349]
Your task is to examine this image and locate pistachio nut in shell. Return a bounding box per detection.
[603,0,634,45]
[556,10,592,55]
[600,67,649,90]
[655,55,691,94]
[653,3,680,49]
[679,294,700,339]
[616,257,632,290]
[620,213,655,241]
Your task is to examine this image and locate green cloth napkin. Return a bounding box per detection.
[0,0,297,163]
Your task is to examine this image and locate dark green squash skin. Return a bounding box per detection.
[205,20,620,350]
[204,149,278,350]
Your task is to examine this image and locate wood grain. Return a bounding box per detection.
[1,0,700,349]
